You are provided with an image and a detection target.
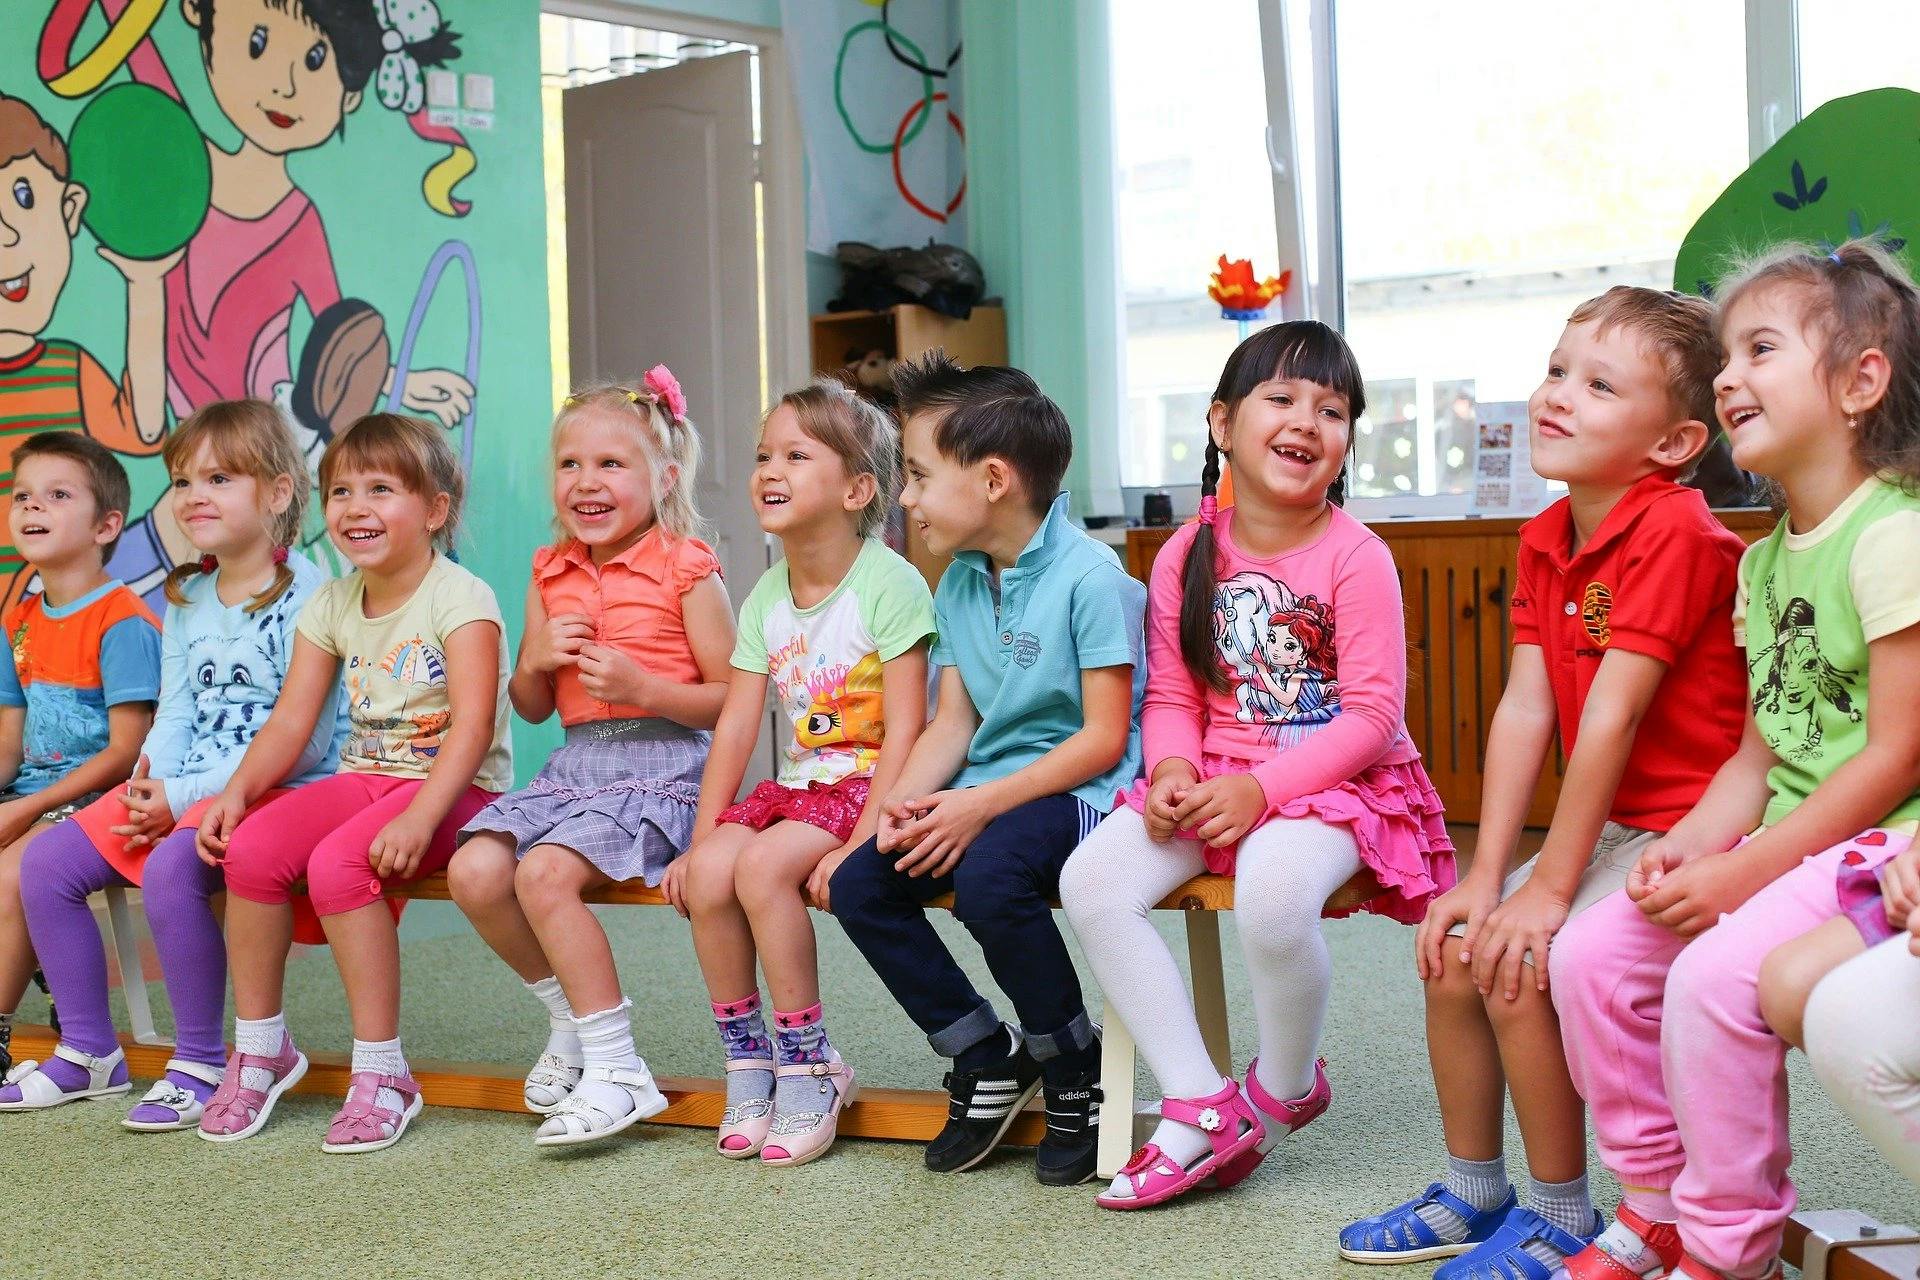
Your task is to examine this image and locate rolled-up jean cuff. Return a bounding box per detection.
[928,1001,1001,1058]
[1024,1009,1094,1062]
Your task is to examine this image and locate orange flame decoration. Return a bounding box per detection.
[1207,255,1290,317]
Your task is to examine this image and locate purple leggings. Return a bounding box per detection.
[20,822,226,1067]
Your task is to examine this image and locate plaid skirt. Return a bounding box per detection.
[458,718,707,885]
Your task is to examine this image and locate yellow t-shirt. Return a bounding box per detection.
[296,554,514,792]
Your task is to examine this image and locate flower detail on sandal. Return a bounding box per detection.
[1095,1077,1266,1211]
[321,1071,423,1154]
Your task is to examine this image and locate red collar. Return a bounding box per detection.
[1519,474,1693,571]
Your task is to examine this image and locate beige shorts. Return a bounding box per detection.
[1446,821,1658,965]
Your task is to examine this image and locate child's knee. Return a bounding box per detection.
[1483,965,1556,1029]
[512,844,587,909]
[683,840,742,915]
[447,835,517,909]
[1665,926,1759,1021]
[1757,941,1829,1047]
[823,839,888,919]
[1426,946,1484,1012]
[732,839,805,906]
[948,850,1032,926]
[302,843,381,916]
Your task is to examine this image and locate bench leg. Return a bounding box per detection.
[101,887,162,1046]
[1096,998,1137,1180]
[1186,909,1232,1076]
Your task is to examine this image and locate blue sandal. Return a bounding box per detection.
[1434,1205,1605,1280]
[1339,1182,1518,1264]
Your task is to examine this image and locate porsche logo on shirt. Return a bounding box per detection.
[1582,581,1613,646]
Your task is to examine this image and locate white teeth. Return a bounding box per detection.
[0,274,24,293]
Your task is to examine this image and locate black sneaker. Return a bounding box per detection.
[925,1026,1042,1173]
[33,969,57,1036]
[0,1019,11,1080]
[1035,1051,1103,1186]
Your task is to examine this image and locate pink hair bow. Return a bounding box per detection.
[644,365,687,423]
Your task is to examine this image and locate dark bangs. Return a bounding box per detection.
[1212,320,1367,422]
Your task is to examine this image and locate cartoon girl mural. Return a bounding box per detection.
[1213,569,1340,746]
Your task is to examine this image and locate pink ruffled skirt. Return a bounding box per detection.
[1118,752,1455,924]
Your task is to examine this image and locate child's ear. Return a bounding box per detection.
[1843,346,1893,419]
[269,473,296,517]
[982,457,1012,504]
[1651,418,1710,471]
[61,183,88,240]
[1208,401,1232,452]
[844,471,878,516]
[427,490,452,534]
[93,507,125,547]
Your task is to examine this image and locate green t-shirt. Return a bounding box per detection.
[732,540,936,788]
[1734,476,1920,826]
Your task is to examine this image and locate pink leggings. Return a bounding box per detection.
[1550,828,1909,1276]
[223,772,498,916]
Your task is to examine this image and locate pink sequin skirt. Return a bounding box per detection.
[718,776,873,844]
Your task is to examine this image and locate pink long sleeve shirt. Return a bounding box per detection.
[1143,506,1417,806]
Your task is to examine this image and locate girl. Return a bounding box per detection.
[447,371,735,1148]
[193,413,512,1153]
[1059,321,1455,1210]
[1549,239,1920,1280]
[667,378,934,1167]
[0,400,346,1125]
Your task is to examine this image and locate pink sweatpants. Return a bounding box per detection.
[1549,828,1909,1275]
[223,772,498,917]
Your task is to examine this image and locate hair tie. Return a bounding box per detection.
[643,364,689,424]
[272,546,290,567]
[197,554,217,573]
[1198,495,1219,526]
[1829,250,1846,266]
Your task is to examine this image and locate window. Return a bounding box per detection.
[1799,3,1920,111]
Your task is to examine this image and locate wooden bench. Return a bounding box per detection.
[1782,1210,1920,1280]
[40,867,1379,1177]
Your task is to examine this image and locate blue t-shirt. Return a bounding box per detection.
[0,579,161,795]
[142,550,351,816]
[931,493,1146,811]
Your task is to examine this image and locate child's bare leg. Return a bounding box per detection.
[0,835,37,1014]
[1428,949,1506,1160]
[449,833,552,982]
[226,897,295,1021]
[515,843,617,1013]
[734,819,841,1010]
[1485,964,1601,1253]
[1760,916,1865,1049]
[685,823,760,1002]
[321,901,403,1042]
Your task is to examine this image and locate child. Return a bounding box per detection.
[193,413,512,1153]
[1341,290,1748,1273]
[448,371,735,1147]
[0,434,158,1085]
[1550,240,1920,1280]
[669,377,933,1166]
[2,401,346,1124]
[827,354,1144,1187]
[1760,842,1920,1188]
[1060,321,1454,1209]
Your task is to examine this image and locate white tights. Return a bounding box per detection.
[1060,806,1360,1182]
[1805,934,1920,1187]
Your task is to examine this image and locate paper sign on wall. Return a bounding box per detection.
[1470,401,1559,516]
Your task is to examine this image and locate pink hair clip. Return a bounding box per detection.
[643,364,688,423]
[1198,495,1219,526]
[272,546,290,566]
[197,554,218,573]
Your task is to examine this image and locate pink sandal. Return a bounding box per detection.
[717,1055,777,1158]
[198,1036,308,1143]
[1212,1056,1331,1189]
[1094,1077,1266,1210]
[761,1059,857,1167]
[320,1071,423,1154]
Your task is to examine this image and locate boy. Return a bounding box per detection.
[0,434,160,1080]
[0,94,172,613]
[820,354,1146,1186]
[1339,288,1748,1276]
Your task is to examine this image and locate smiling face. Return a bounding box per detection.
[751,403,863,539]
[190,0,362,156]
[170,439,288,561]
[1212,376,1352,511]
[1528,318,1697,486]
[553,408,662,561]
[324,466,447,577]
[1715,285,1849,482]
[898,410,998,559]
[10,453,116,573]
[0,153,83,344]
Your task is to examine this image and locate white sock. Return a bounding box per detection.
[351,1036,412,1118]
[527,977,582,1064]
[235,1013,289,1092]
[572,999,643,1122]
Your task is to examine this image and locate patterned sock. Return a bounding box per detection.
[527,977,583,1065]
[1519,1172,1597,1268]
[573,1000,643,1123]
[1414,1153,1511,1243]
[769,1002,840,1132]
[714,991,773,1103]
[1589,1190,1677,1277]
[351,1037,412,1118]
[234,1013,289,1093]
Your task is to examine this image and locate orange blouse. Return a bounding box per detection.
[533,528,721,726]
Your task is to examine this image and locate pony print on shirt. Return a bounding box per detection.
[1748,585,1860,762]
[1213,570,1341,747]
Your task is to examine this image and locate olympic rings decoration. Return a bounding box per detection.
[880,0,961,79]
[39,0,176,100]
[385,240,483,476]
[834,20,934,155]
[892,93,964,222]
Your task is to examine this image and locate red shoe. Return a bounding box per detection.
[1673,1255,1783,1280]
[1211,1057,1331,1190]
[1563,1205,1683,1280]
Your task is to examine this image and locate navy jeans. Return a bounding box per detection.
[829,792,1098,1064]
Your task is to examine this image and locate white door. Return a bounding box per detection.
[564,52,774,781]
[564,52,767,608]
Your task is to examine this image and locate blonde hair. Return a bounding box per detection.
[319,413,466,553]
[552,382,707,545]
[770,377,899,538]
[1715,238,1920,486]
[161,399,308,613]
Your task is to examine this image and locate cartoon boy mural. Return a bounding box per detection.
[0,92,171,611]
[103,0,478,598]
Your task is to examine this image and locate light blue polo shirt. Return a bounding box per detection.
[931,492,1146,811]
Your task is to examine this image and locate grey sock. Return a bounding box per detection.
[1415,1153,1510,1243]
[770,1045,841,1136]
[1527,1172,1597,1239]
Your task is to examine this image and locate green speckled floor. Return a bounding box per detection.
[7,837,1907,1279]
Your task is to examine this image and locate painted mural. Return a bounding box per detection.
[1,0,535,617]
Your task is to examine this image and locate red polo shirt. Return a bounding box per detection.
[1510,476,1747,831]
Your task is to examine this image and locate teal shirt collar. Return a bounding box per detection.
[952,492,1073,579]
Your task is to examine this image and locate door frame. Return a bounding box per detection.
[542,0,810,401]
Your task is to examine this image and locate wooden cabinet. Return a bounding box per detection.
[810,305,1008,592]
[1126,511,1776,823]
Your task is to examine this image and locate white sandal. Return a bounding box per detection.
[122,1059,225,1132]
[523,1052,582,1115]
[0,1044,131,1110]
[533,1062,668,1148]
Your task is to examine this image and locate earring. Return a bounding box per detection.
[1849,413,1859,430]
